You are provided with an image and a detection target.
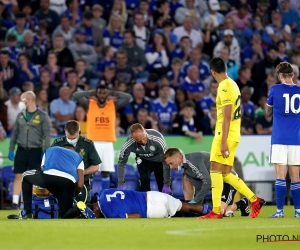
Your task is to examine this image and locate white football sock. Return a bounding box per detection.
[13,195,19,205]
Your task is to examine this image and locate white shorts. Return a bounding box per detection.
[146,191,182,218]
[270,144,300,165]
[94,141,115,172]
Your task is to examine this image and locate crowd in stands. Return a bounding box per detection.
[0,0,299,141]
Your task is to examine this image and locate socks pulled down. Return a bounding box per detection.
[101,177,110,190]
[291,181,300,210]
[202,204,212,214]
[210,171,223,214]
[275,179,286,210]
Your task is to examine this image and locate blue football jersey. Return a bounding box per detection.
[99,189,147,218]
[150,99,178,127]
[180,78,206,93]
[103,30,124,50]
[267,84,300,145]
[200,94,216,112]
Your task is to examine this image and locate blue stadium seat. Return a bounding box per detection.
[150,181,159,191]
[124,180,139,191]
[124,164,137,178]
[90,180,102,196]
[1,166,15,200]
[150,172,156,181]
[93,171,102,181]
[172,179,184,200]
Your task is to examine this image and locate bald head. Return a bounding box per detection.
[21,91,36,102]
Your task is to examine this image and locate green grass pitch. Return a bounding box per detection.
[0,206,299,250]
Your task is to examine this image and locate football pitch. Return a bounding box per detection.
[0,206,299,250]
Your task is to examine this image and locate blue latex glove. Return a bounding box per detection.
[118,186,125,190]
[188,199,196,204]
[8,151,14,161]
[162,185,171,194]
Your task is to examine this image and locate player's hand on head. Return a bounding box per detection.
[220,143,230,158]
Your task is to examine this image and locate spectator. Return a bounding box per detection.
[49,0,67,15]
[145,73,160,99]
[50,86,76,133]
[240,105,254,135]
[202,16,219,59]
[134,108,159,130]
[259,70,277,97]
[170,0,184,18]
[277,39,289,62]
[34,0,60,34]
[255,110,273,135]
[145,32,170,75]
[265,9,292,45]
[160,75,176,101]
[21,31,46,66]
[173,16,203,48]
[115,113,126,135]
[124,83,151,124]
[279,0,300,33]
[155,19,178,52]
[92,4,107,31]
[153,0,173,29]
[241,86,255,121]
[36,88,49,114]
[75,59,93,87]
[226,3,251,31]
[150,84,178,134]
[5,12,27,48]
[175,87,189,111]
[99,66,117,89]
[40,51,66,85]
[180,65,206,99]
[287,34,300,59]
[3,34,22,64]
[175,0,201,30]
[290,49,300,78]
[64,69,88,93]
[253,44,280,88]
[172,100,203,142]
[254,95,267,118]
[132,11,151,50]
[200,80,217,114]
[0,50,20,92]
[255,0,271,27]
[115,50,136,88]
[119,30,147,79]
[52,33,75,69]
[201,103,217,135]
[35,20,51,52]
[213,29,241,64]
[111,0,128,24]
[236,65,255,93]
[103,14,125,51]
[61,0,83,26]
[74,105,87,135]
[291,63,300,85]
[243,14,272,45]
[69,28,98,70]
[98,45,116,73]
[35,70,59,102]
[171,36,191,61]
[0,77,8,102]
[180,47,210,81]
[5,87,22,133]
[22,3,39,32]
[132,0,154,30]
[202,0,224,29]
[76,10,104,54]
[168,57,183,88]
[219,46,239,80]
[17,52,39,85]
[0,79,8,134]
[242,33,266,69]
[52,15,75,47]
[22,81,34,92]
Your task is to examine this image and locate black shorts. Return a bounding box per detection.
[221,183,237,205]
[14,146,43,174]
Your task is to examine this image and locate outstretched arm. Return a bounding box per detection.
[72,90,96,109]
[111,90,131,110]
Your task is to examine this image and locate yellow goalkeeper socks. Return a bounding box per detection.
[211,171,223,214]
[223,173,257,202]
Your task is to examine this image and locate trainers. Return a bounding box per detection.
[77,201,96,219]
[270,210,284,218]
[21,213,33,220]
[240,198,250,217]
[250,197,266,218]
[197,211,223,219]
[295,210,300,218]
[224,210,234,217]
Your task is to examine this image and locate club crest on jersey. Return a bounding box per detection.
[79,148,85,156]
[150,146,155,151]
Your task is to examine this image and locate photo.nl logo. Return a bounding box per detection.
[256,235,300,243]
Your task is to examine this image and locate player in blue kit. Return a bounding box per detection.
[92,189,211,218]
[266,62,300,218]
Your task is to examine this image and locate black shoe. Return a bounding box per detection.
[11,203,19,210]
[21,213,33,219]
[240,198,250,217]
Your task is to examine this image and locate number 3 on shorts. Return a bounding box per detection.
[106,191,125,201]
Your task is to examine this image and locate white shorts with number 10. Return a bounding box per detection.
[270,144,300,165]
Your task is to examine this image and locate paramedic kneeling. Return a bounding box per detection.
[21,145,84,219]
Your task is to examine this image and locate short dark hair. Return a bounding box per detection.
[18,52,28,60]
[162,19,172,28]
[210,57,226,73]
[83,10,93,20]
[129,123,145,134]
[7,34,17,42]
[102,45,112,56]
[238,65,250,76]
[67,69,78,76]
[64,120,80,135]
[182,100,195,109]
[76,58,86,65]
[15,12,26,19]
[63,144,76,151]
[267,44,279,52]
[123,30,135,37]
[66,0,75,8]
[96,84,109,91]
[0,50,9,56]
[180,36,190,42]
[147,73,159,82]
[276,62,293,77]
[164,148,181,160]
[60,14,69,20]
